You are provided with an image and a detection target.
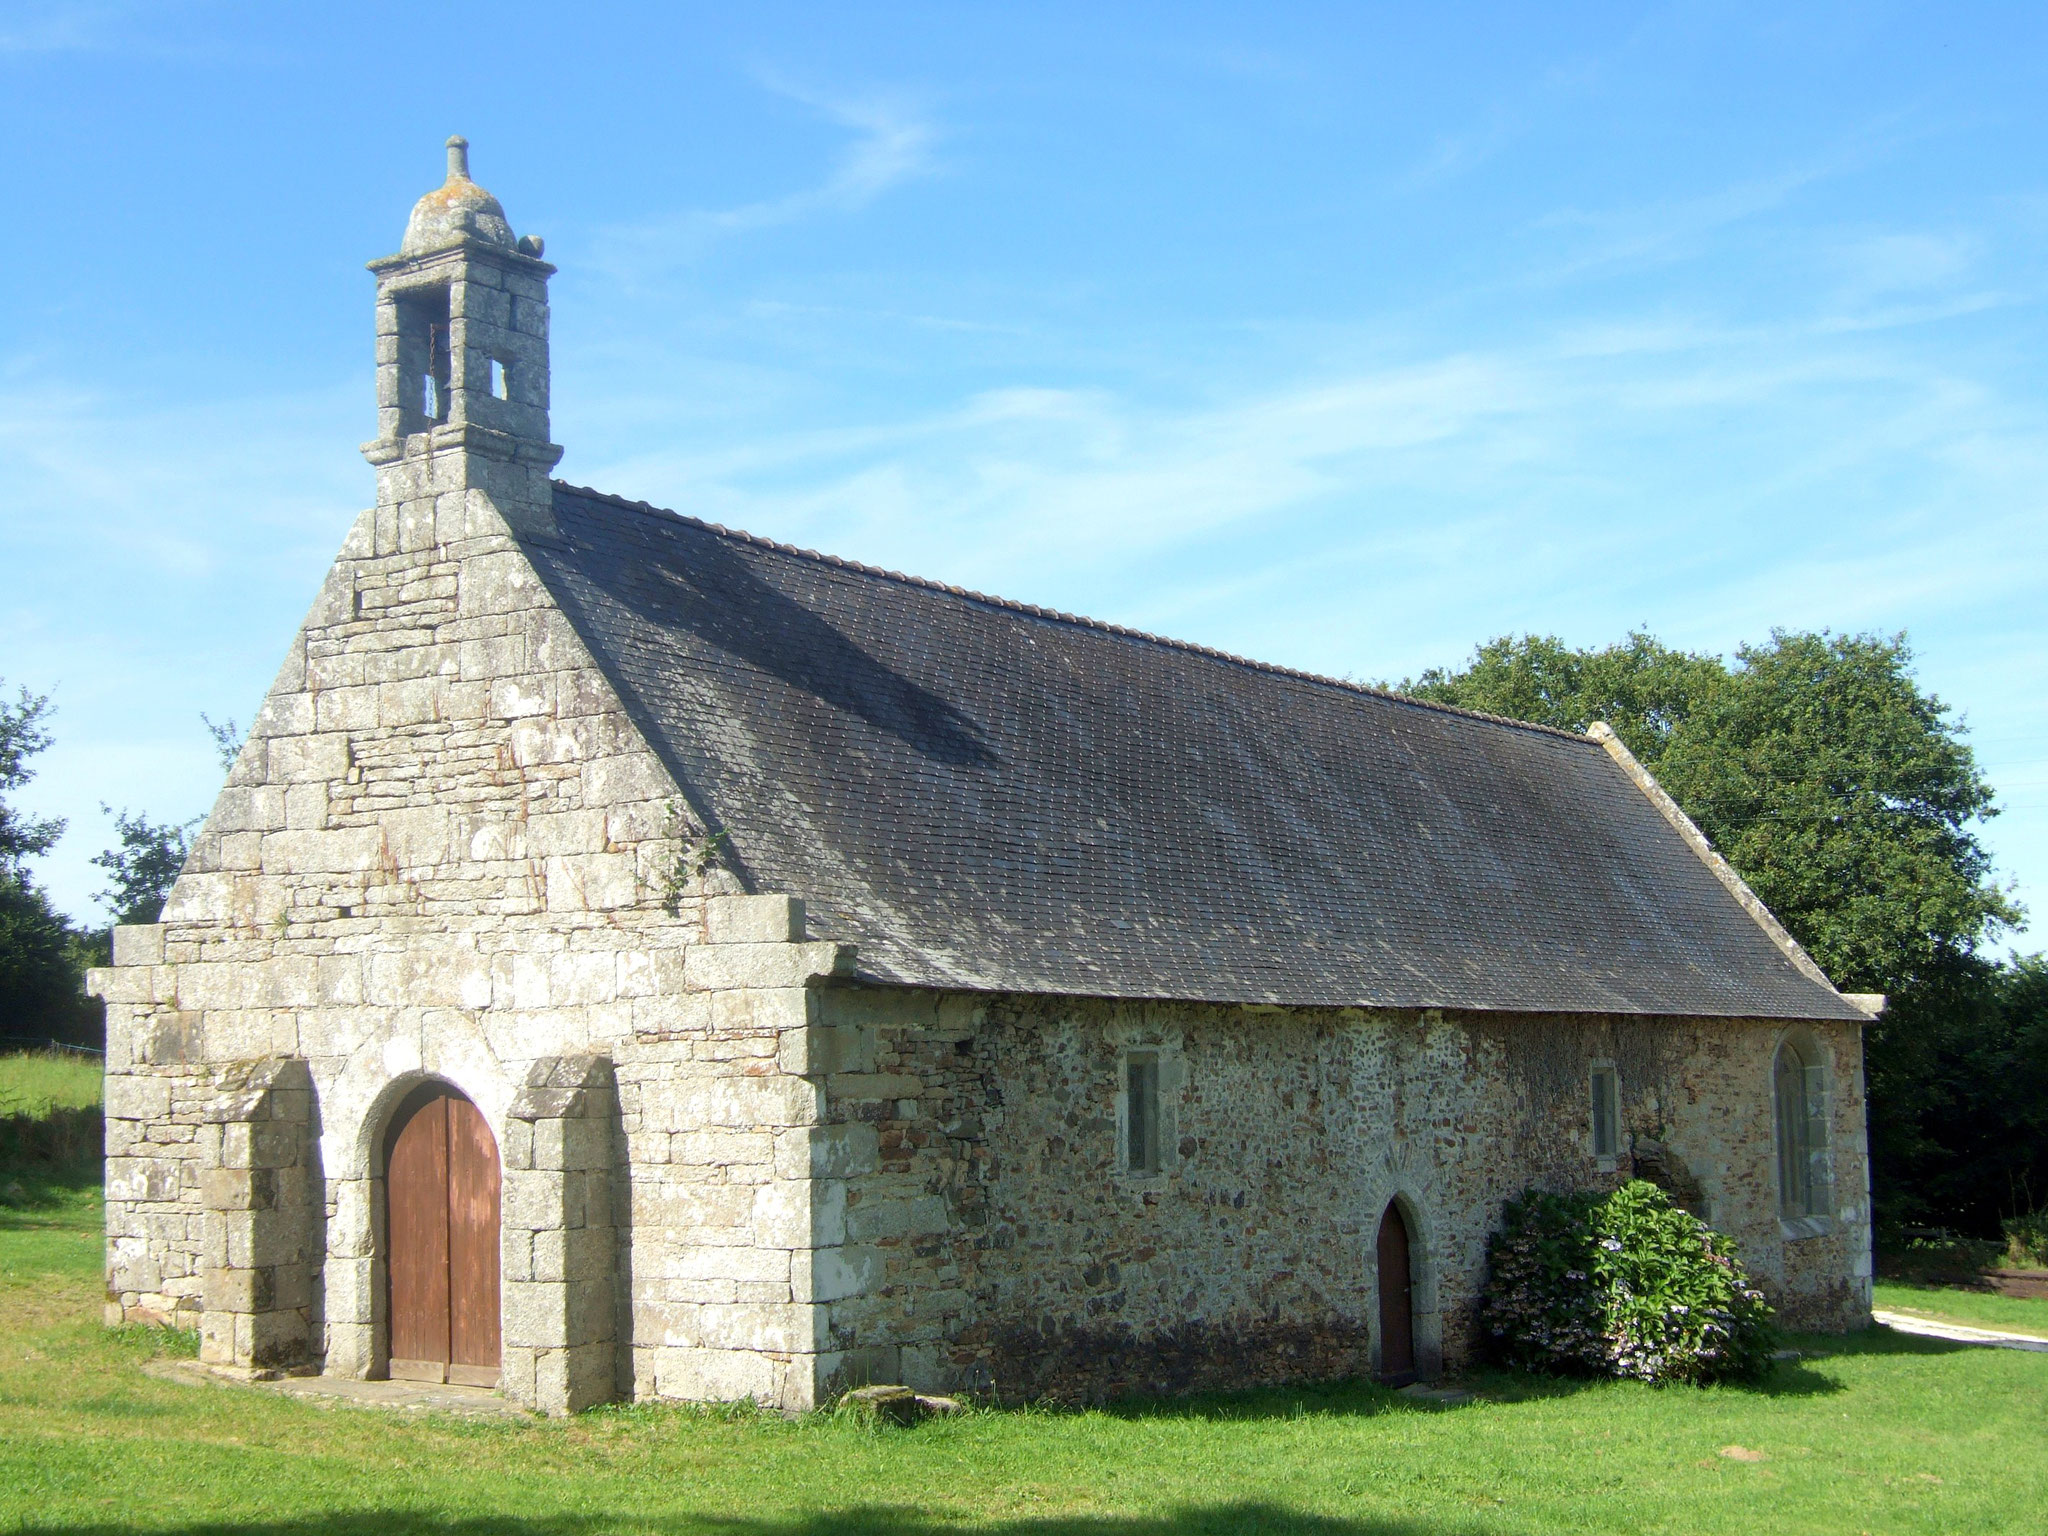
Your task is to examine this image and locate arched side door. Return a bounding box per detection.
[386,1084,501,1386]
[1376,1200,1416,1385]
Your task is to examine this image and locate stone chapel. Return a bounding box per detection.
[91,139,1878,1416]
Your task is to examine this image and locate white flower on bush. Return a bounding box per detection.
[1478,1180,1777,1385]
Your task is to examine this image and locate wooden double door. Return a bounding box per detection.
[384,1084,501,1386]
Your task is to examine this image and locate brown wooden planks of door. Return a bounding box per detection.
[447,1095,502,1384]
[388,1094,451,1370]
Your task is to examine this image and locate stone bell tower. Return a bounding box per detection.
[362,137,563,541]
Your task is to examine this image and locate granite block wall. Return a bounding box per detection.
[88,463,852,1413]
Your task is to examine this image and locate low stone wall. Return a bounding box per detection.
[502,1054,620,1413]
[102,1043,218,1325]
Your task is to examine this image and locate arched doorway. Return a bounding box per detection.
[384,1083,501,1386]
[1376,1200,1416,1385]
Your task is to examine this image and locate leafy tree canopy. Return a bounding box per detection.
[91,808,196,927]
[1864,952,2048,1231]
[0,685,64,873]
[0,679,100,1044]
[0,872,90,1038]
[1656,632,2017,992]
[1402,629,1726,764]
[202,713,242,777]
[1401,629,2019,993]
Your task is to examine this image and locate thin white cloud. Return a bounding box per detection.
[0,376,358,579]
[713,79,937,231]
[593,78,939,280]
[1514,118,1931,289]
[0,1,227,57]
[1828,231,1980,305]
[1398,112,1525,191]
[1530,162,1835,281]
[0,1,121,51]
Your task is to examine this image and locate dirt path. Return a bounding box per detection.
[1874,1309,2048,1352]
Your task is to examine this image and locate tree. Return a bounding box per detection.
[0,875,87,1041]
[201,713,242,776]
[86,711,232,925]
[0,689,231,1048]
[1404,630,2032,1236]
[0,686,64,874]
[0,681,99,1046]
[1653,632,2017,993]
[1403,629,2017,990]
[1865,955,2048,1233]
[91,808,196,926]
[1402,630,1728,767]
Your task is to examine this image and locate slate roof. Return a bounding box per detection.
[524,483,1863,1021]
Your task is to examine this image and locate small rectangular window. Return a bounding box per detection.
[1126,1053,1160,1175]
[488,356,508,400]
[1590,1066,1620,1159]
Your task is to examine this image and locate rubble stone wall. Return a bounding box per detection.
[811,988,1871,1402]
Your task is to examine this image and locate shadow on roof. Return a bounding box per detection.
[582,513,1001,771]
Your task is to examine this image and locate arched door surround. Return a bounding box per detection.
[384,1082,501,1386]
[1377,1199,1417,1385]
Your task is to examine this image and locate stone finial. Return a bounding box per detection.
[398,136,515,256]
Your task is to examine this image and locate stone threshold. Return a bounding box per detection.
[143,1358,534,1417]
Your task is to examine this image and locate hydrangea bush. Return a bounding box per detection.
[1480,1180,1777,1384]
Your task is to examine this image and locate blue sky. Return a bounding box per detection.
[2,1,2044,951]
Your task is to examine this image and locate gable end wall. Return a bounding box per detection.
[89,480,853,1412]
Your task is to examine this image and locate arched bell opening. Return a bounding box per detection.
[380,1080,501,1387]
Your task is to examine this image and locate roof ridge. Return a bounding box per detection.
[549,480,1597,746]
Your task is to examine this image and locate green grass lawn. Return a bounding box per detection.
[1874,1280,2048,1340]
[4,1175,2046,1536]
[0,1049,103,1117]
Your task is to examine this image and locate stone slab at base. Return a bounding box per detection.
[1396,1383,1475,1407]
[836,1383,967,1424]
[144,1358,534,1416]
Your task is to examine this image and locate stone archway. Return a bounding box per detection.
[382,1081,501,1387]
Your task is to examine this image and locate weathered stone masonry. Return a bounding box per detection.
[92,471,858,1411]
[803,990,1870,1402]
